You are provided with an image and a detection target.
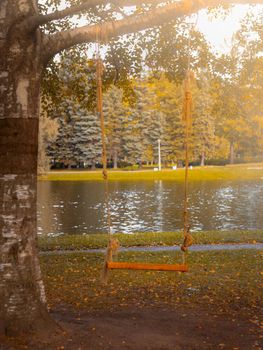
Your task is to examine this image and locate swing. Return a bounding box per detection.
[106,262,188,272]
[95,29,193,277]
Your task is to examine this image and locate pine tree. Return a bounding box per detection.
[134,82,153,165]
[38,105,59,174]
[48,56,102,168]
[192,75,216,166]
[103,86,127,168]
[122,105,143,165]
[71,111,102,168]
[153,76,184,166]
[122,81,164,166]
[48,100,77,167]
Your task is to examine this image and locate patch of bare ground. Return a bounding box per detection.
[1,304,261,350]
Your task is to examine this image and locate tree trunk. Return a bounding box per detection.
[91,160,96,170]
[113,149,118,169]
[0,0,55,336]
[229,141,235,165]
[200,151,205,167]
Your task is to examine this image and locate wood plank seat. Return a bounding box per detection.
[107,261,188,272]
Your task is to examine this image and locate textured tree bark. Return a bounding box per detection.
[0,0,55,336]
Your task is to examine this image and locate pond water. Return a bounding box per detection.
[37,180,263,235]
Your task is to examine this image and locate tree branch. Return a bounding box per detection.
[42,0,263,62]
[24,0,164,32]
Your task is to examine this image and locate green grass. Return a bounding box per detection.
[41,249,262,317]
[39,163,263,182]
[38,230,263,251]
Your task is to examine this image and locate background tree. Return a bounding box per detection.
[152,76,185,165]
[237,11,263,160]
[192,74,215,166]
[145,21,213,83]
[72,111,102,168]
[212,51,246,164]
[46,54,101,168]
[104,85,127,168]
[103,36,144,103]
[38,106,59,174]
[212,10,263,163]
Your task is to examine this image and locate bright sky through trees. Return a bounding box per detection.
[196,5,262,53]
[47,1,262,54]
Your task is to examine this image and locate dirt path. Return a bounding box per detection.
[5,305,259,350]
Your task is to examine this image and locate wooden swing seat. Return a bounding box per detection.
[107,261,188,272]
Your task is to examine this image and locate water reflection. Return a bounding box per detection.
[37,180,263,235]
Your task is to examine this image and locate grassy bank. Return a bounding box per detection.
[38,230,263,251]
[39,163,263,182]
[41,249,262,318]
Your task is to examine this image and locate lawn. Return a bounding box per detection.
[41,249,262,315]
[27,243,262,350]
[38,248,262,349]
[38,230,263,251]
[38,163,263,182]
[8,239,260,349]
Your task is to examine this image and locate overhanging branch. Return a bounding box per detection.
[42,0,263,63]
[24,0,165,32]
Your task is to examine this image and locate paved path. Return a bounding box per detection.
[40,243,263,255]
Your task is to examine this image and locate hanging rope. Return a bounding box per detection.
[181,70,194,255]
[96,32,107,182]
[180,17,197,257]
[95,27,120,282]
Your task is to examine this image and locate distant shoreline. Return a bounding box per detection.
[38,163,263,182]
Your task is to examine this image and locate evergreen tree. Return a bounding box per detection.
[192,75,216,166]
[38,105,59,174]
[153,76,184,166]
[134,82,154,165]
[48,57,101,167]
[122,81,164,166]
[71,112,102,168]
[103,86,127,168]
[122,105,143,165]
[48,100,77,167]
